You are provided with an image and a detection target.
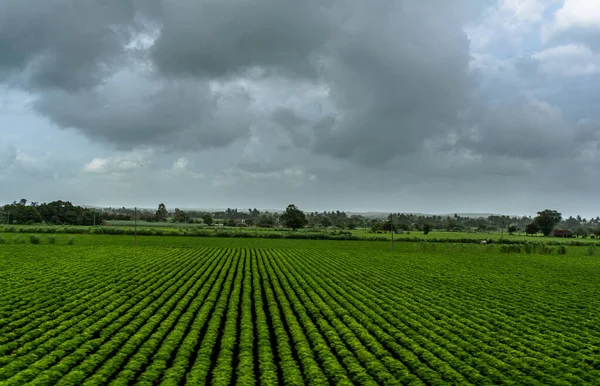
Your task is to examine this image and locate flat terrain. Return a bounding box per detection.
[1,239,599,385]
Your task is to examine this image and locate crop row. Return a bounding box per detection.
[1,245,599,385]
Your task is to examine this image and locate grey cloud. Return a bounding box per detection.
[34,72,253,151]
[151,0,334,79]
[0,141,17,168]
[548,26,600,53]
[0,0,158,91]
[301,1,478,166]
[457,98,587,159]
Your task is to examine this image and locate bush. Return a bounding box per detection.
[13,236,26,244]
[48,235,56,245]
[587,245,596,256]
[558,245,567,255]
[67,236,75,245]
[0,236,6,244]
[500,245,521,254]
[29,234,41,245]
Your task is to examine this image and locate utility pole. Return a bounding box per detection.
[134,207,138,247]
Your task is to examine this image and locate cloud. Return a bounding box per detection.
[542,0,600,50]
[83,150,152,175]
[4,0,600,216]
[172,157,188,172]
[458,97,596,159]
[0,0,158,90]
[0,141,17,168]
[533,44,600,76]
[34,68,254,151]
[151,0,334,79]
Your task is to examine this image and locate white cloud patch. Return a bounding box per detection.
[83,150,152,175]
[467,0,549,52]
[533,43,600,76]
[553,0,600,30]
[172,157,188,172]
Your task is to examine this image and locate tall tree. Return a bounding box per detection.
[280,204,308,231]
[174,208,186,223]
[202,214,213,226]
[423,223,432,235]
[156,203,168,222]
[534,209,562,236]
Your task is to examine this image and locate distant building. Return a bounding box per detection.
[552,229,574,238]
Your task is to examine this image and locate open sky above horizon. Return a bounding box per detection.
[1,0,600,218]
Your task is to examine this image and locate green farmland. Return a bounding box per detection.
[1,239,600,385]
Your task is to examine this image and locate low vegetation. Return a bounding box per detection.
[1,240,599,384]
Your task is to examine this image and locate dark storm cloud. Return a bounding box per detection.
[34,75,253,151]
[4,0,593,172]
[151,0,334,79]
[0,0,159,91]
[310,1,479,166]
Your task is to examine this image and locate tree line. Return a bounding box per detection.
[2,199,600,237]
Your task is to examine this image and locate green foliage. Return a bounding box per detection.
[0,236,5,244]
[500,245,522,253]
[28,234,40,245]
[173,208,186,223]
[423,223,432,235]
[587,245,596,256]
[155,203,168,222]
[525,222,539,236]
[1,242,600,384]
[534,209,562,236]
[202,214,213,226]
[12,236,26,244]
[48,235,56,244]
[280,204,308,231]
[67,236,75,245]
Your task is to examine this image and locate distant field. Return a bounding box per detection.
[1,239,600,384]
[2,224,599,246]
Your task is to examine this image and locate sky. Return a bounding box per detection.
[1,0,599,217]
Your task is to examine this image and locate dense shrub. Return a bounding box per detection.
[29,234,41,245]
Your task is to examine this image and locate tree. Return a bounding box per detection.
[156,203,168,222]
[565,216,580,230]
[423,223,431,235]
[174,208,186,223]
[534,209,562,236]
[383,220,396,232]
[280,204,308,231]
[508,225,517,235]
[525,222,539,236]
[202,214,213,226]
[575,227,589,238]
[320,217,332,228]
[258,213,275,228]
